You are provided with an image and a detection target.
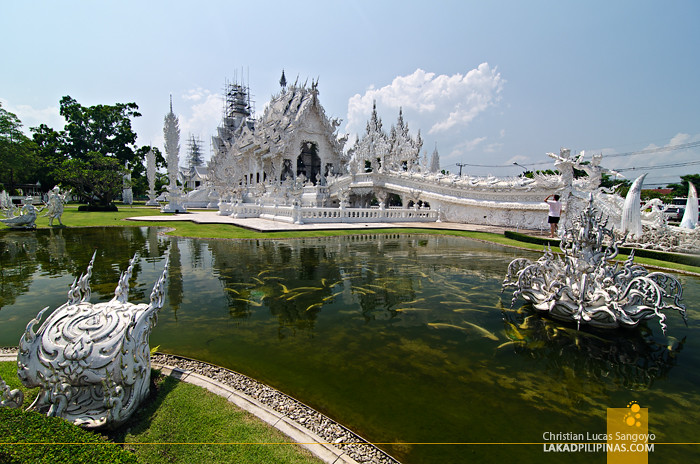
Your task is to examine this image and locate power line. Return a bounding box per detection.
[602,140,700,159]
[616,160,700,172]
[455,140,700,169]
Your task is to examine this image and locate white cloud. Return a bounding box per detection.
[484,142,504,153]
[0,98,64,133]
[345,63,504,138]
[449,137,487,157]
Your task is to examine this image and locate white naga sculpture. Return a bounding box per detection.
[503,196,687,334]
[0,252,169,429]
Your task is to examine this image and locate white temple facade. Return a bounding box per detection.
[175,72,675,233]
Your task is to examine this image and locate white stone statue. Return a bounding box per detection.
[0,197,43,229]
[0,190,10,210]
[145,147,159,206]
[44,186,68,226]
[2,252,169,429]
[619,174,646,237]
[679,182,698,230]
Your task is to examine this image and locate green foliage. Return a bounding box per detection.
[0,408,137,464]
[600,173,632,197]
[56,152,126,206]
[16,96,144,203]
[59,96,141,166]
[30,123,66,190]
[521,169,558,179]
[640,189,673,203]
[0,102,38,192]
[667,174,700,197]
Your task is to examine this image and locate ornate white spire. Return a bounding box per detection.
[163,96,180,189]
[430,143,440,173]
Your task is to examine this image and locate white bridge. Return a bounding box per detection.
[202,169,561,229]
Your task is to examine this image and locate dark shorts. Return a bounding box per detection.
[548,216,560,224]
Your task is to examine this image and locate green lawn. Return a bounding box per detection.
[0,362,322,464]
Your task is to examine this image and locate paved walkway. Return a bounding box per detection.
[126,210,542,236]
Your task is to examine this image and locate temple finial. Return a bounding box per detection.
[279,69,287,89]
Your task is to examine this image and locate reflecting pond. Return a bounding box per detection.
[1,227,699,464]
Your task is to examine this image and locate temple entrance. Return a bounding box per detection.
[296,141,321,184]
[280,159,294,181]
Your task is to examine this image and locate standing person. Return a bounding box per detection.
[544,194,562,237]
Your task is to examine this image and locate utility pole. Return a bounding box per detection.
[456,163,467,176]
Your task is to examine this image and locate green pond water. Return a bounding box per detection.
[1,227,699,463]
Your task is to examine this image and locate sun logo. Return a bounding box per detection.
[624,401,643,427]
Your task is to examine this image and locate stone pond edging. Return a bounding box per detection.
[0,348,400,464]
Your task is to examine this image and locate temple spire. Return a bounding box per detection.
[279,69,287,90]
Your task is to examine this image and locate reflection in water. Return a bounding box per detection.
[0,228,698,464]
[167,239,183,319]
[500,303,684,391]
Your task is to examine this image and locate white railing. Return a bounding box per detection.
[219,202,438,224]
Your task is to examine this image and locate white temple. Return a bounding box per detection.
[167,72,697,245]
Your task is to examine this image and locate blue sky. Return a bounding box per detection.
[2,0,699,187]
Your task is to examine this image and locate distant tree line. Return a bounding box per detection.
[0,97,167,209]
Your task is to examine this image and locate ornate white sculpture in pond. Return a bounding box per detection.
[503,196,687,334]
[2,252,169,428]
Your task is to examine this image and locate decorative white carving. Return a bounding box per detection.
[162,97,187,213]
[146,147,159,206]
[4,252,169,428]
[44,186,68,226]
[0,197,43,229]
[619,174,646,237]
[503,195,687,334]
[680,182,698,230]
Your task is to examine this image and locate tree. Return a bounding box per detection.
[667,174,700,197]
[0,102,37,193]
[600,173,632,197]
[59,96,141,166]
[31,123,66,190]
[55,152,126,206]
[50,96,142,207]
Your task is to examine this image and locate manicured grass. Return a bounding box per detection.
[0,362,322,464]
[113,374,322,464]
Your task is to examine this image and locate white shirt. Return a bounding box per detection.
[546,199,562,217]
